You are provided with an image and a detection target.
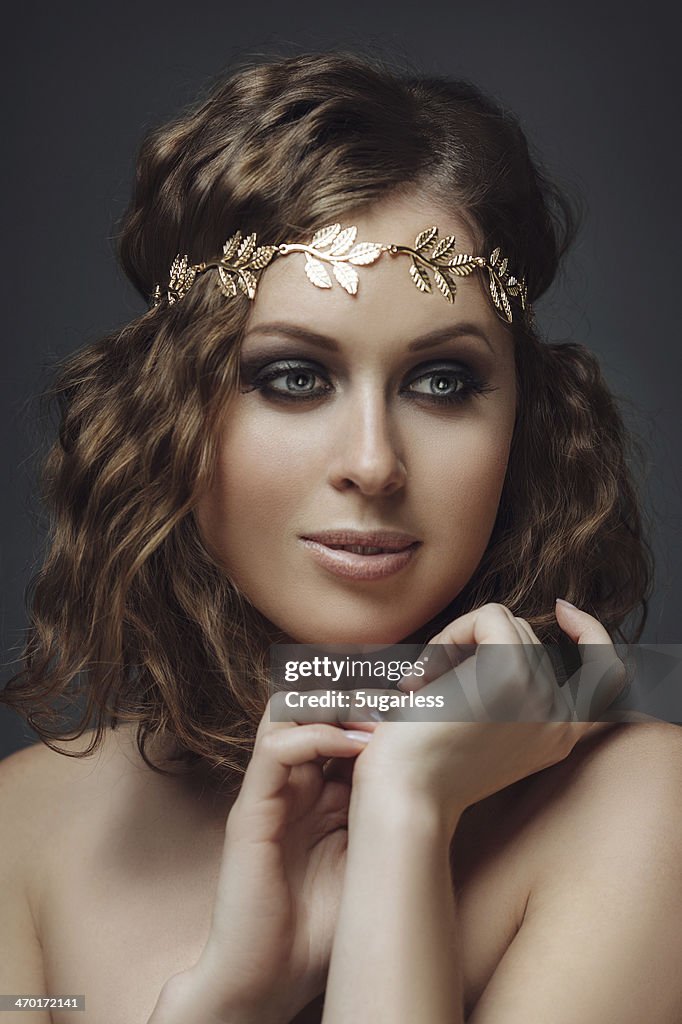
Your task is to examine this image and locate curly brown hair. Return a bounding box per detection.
[1,51,653,785]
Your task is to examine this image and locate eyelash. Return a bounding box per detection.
[240,360,497,407]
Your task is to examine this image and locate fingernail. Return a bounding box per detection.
[556,597,578,610]
[344,730,373,743]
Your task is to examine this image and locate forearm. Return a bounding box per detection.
[145,963,287,1024]
[322,787,464,1024]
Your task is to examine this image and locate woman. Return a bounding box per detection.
[1,51,680,1024]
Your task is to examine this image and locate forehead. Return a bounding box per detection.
[244,193,506,350]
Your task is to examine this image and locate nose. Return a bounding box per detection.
[327,388,407,496]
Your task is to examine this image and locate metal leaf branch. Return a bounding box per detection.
[151,223,528,325]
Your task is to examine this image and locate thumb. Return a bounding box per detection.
[554,598,626,718]
[554,597,613,652]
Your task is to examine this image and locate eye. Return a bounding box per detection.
[240,360,331,402]
[409,370,465,398]
[404,364,497,405]
[270,367,319,395]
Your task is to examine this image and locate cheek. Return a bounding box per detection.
[417,416,512,516]
[410,425,512,611]
[195,414,309,555]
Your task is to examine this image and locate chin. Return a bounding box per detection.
[291,628,411,646]
[267,608,440,647]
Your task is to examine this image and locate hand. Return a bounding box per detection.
[168,696,372,1024]
[349,600,626,831]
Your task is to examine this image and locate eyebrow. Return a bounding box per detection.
[242,321,494,354]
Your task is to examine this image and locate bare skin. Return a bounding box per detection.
[1,709,680,1024]
[3,196,680,1021]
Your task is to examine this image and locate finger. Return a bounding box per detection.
[503,614,573,720]
[398,604,521,693]
[397,642,473,693]
[265,688,393,727]
[554,599,626,720]
[239,720,372,804]
[430,603,524,647]
[508,609,616,723]
[255,692,346,772]
[264,688,357,727]
[555,598,613,649]
[400,605,552,720]
[512,615,543,646]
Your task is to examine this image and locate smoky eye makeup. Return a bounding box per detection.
[237,358,329,401]
[238,351,327,383]
[405,360,498,405]
[236,352,329,387]
[237,350,498,407]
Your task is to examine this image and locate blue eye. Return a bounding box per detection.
[272,368,317,391]
[412,363,500,405]
[402,360,499,405]
[408,369,475,403]
[241,362,332,402]
[239,359,496,405]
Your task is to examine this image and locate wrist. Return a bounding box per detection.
[150,964,288,1024]
[348,778,461,847]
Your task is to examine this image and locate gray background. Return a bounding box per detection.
[2,0,679,757]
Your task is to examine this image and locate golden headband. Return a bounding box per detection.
[151,223,529,325]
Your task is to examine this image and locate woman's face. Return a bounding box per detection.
[195,194,517,644]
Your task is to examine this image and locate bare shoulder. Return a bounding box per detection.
[0,727,132,822]
[544,719,681,809]
[0,725,148,893]
[466,723,682,1022]
[460,720,682,892]
[0,731,124,1023]
[521,720,682,890]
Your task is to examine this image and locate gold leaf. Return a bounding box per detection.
[311,223,341,248]
[434,270,454,302]
[169,254,185,284]
[448,258,478,277]
[169,255,196,298]
[432,235,457,260]
[346,242,383,265]
[500,287,512,322]
[409,258,432,293]
[414,226,438,253]
[249,245,278,270]
[332,262,359,295]
[240,269,258,298]
[489,247,501,267]
[328,225,357,256]
[439,267,457,290]
[235,233,257,266]
[218,267,237,298]
[497,257,508,276]
[222,232,242,260]
[304,254,332,289]
[488,270,501,310]
[507,276,518,287]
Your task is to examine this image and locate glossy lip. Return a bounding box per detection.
[299,530,421,581]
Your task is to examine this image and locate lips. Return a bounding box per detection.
[300,530,419,552]
[299,530,420,581]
